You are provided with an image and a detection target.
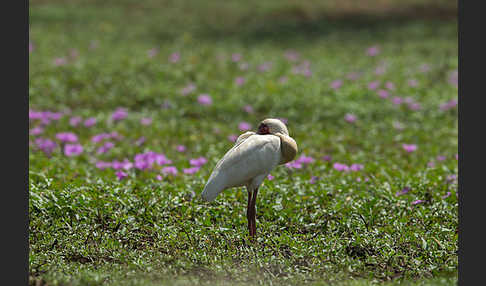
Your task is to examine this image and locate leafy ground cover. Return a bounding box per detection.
[29,0,457,285]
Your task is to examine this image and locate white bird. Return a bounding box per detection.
[201,118,298,237]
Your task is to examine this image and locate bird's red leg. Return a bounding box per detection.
[247,190,253,237]
[250,187,259,237]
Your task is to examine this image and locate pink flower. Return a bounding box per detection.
[333,163,349,172]
[442,192,452,199]
[258,62,272,72]
[278,118,288,124]
[322,155,332,162]
[408,79,418,87]
[439,99,457,111]
[56,132,78,143]
[96,141,114,154]
[368,81,380,90]
[95,161,112,170]
[140,117,152,126]
[437,155,446,162]
[197,94,212,105]
[427,161,435,168]
[284,50,299,61]
[189,157,208,167]
[238,122,251,131]
[135,136,146,146]
[232,53,242,62]
[344,114,357,123]
[53,57,67,66]
[279,76,288,84]
[412,199,425,205]
[35,138,57,155]
[350,164,364,171]
[243,105,254,113]
[70,116,82,127]
[162,166,178,176]
[402,144,417,153]
[408,102,422,111]
[385,82,395,90]
[84,117,97,127]
[116,171,128,180]
[395,187,410,197]
[235,77,245,86]
[366,45,380,56]
[391,97,403,105]
[156,174,163,181]
[375,65,387,75]
[111,108,128,121]
[29,41,34,53]
[330,80,342,90]
[346,72,361,81]
[183,167,200,174]
[377,89,389,99]
[169,52,180,63]
[181,83,196,96]
[296,155,315,165]
[64,144,83,157]
[228,134,238,142]
[29,126,44,136]
[286,161,303,169]
[267,174,274,180]
[176,145,186,152]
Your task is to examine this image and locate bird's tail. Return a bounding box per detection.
[201,174,225,202]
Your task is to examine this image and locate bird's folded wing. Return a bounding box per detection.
[276,133,298,164]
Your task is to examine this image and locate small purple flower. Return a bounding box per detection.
[437,155,446,162]
[455,154,458,160]
[64,144,83,157]
[197,94,212,106]
[377,89,389,99]
[408,79,418,87]
[344,114,357,123]
[446,174,458,184]
[395,187,410,197]
[346,72,361,81]
[140,117,152,126]
[322,155,332,162]
[368,81,380,90]
[96,141,114,154]
[284,50,299,61]
[29,41,34,53]
[176,145,186,152]
[412,199,425,205]
[442,192,452,199]
[169,52,180,63]
[228,134,238,142]
[296,155,315,165]
[385,81,395,90]
[333,163,349,172]
[162,166,178,176]
[350,164,364,171]
[309,176,319,184]
[135,136,146,146]
[53,57,67,66]
[156,174,163,181]
[84,117,97,127]
[190,157,208,167]
[427,161,435,168]
[116,170,128,180]
[70,116,82,127]
[95,161,112,170]
[279,76,288,84]
[29,126,44,136]
[243,105,254,113]
[267,174,274,181]
[375,66,387,75]
[366,45,380,56]
[402,144,417,153]
[111,108,128,121]
[35,138,57,155]
[181,83,196,96]
[238,122,251,131]
[439,99,458,111]
[91,133,111,143]
[391,97,403,105]
[183,166,200,175]
[278,118,288,124]
[286,161,303,169]
[235,77,245,86]
[56,132,78,143]
[258,62,272,72]
[330,80,342,90]
[232,53,242,62]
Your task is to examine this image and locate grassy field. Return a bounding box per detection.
[29,0,458,285]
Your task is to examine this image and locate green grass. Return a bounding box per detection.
[29,0,457,285]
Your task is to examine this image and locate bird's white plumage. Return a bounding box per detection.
[201,134,281,201]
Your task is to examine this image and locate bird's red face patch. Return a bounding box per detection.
[257,123,270,135]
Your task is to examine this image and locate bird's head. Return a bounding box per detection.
[257,118,289,136]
